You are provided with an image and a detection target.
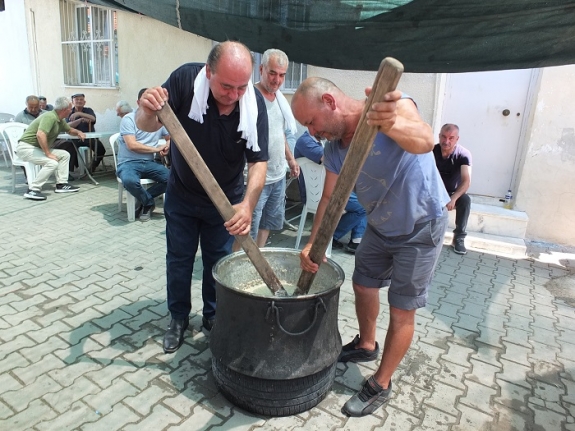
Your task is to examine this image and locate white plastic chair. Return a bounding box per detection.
[0,113,14,167]
[294,157,332,257]
[0,122,40,193]
[109,132,158,222]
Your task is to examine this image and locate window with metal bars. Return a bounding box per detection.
[60,0,118,87]
[252,52,307,93]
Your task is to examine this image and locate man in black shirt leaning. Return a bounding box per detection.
[66,93,106,172]
[433,123,472,255]
[136,41,269,353]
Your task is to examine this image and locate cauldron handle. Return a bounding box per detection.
[266,299,327,336]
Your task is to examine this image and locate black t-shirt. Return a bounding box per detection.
[433,143,472,194]
[68,107,96,133]
[163,63,269,206]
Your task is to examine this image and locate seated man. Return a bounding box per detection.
[16,96,85,200]
[66,93,106,172]
[15,95,77,181]
[294,130,367,253]
[433,123,472,254]
[14,95,45,124]
[38,96,53,111]
[116,88,170,222]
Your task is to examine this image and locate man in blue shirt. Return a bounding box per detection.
[116,88,170,221]
[292,77,449,418]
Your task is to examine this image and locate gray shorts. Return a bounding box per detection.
[352,208,448,310]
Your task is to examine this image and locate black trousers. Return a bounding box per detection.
[453,193,471,239]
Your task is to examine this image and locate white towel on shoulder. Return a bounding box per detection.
[188,66,260,152]
[275,90,297,136]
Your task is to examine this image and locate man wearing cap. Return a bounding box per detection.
[66,93,106,172]
[38,96,53,111]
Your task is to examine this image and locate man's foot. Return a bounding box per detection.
[202,316,215,332]
[163,318,189,353]
[345,240,359,254]
[55,183,80,193]
[452,237,467,255]
[140,205,155,222]
[342,377,392,417]
[135,204,143,219]
[332,238,344,249]
[24,189,47,201]
[338,334,380,363]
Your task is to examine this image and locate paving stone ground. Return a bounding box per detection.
[1,164,574,431]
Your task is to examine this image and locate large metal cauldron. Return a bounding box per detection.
[210,248,344,416]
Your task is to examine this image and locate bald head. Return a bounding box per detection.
[207,41,253,74]
[206,41,254,112]
[292,77,342,108]
[291,77,353,142]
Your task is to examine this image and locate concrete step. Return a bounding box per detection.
[444,231,527,258]
[447,196,529,239]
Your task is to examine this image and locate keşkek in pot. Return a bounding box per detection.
[211,248,345,417]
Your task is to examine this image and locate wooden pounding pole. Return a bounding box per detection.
[294,57,404,296]
[156,104,287,296]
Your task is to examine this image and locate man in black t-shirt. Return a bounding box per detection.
[136,41,269,354]
[433,124,472,255]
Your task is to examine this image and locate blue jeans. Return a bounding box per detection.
[165,190,234,320]
[334,192,367,241]
[116,160,169,207]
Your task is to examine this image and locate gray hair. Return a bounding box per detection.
[25,95,40,104]
[116,100,133,114]
[54,97,71,111]
[261,49,289,68]
[441,123,460,133]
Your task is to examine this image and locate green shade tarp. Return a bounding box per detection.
[86,0,575,72]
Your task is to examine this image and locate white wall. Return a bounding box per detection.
[307,66,438,126]
[18,0,213,132]
[517,65,575,245]
[0,0,35,115]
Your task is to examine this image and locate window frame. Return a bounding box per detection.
[60,0,118,88]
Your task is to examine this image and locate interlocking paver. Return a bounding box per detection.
[1,169,575,430]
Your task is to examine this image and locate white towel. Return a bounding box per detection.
[275,90,297,136]
[188,66,260,152]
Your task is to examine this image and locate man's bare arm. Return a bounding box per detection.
[365,90,434,154]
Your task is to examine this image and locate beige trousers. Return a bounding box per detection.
[16,142,70,191]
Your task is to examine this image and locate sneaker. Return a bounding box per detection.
[135,204,143,219]
[202,316,215,332]
[55,183,79,193]
[452,237,467,255]
[338,334,380,363]
[139,205,154,222]
[23,189,47,201]
[345,240,359,254]
[332,238,344,249]
[342,377,393,417]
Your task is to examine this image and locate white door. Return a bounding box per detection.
[440,70,534,198]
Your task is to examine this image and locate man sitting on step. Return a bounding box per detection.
[433,123,473,255]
